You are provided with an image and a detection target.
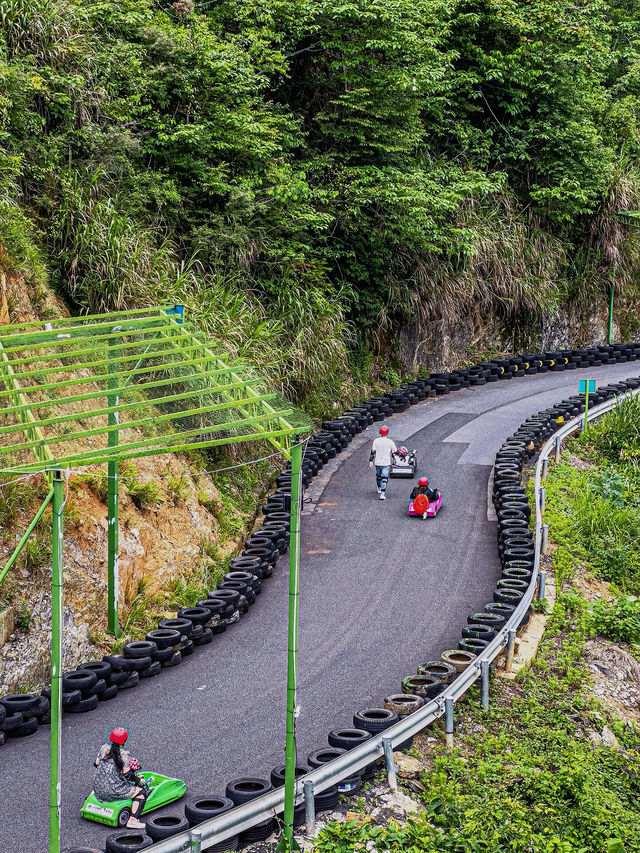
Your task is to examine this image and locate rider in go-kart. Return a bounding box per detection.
[410,476,440,503]
[93,727,147,829]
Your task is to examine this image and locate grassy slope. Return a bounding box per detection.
[311,397,640,853]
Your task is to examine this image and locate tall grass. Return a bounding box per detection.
[381,190,565,348]
[52,170,177,313]
[586,393,640,465]
[170,261,355,409]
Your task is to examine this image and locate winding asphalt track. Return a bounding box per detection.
[1,362,636,852]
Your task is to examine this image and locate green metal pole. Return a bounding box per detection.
[0,486,53,588]
[107,334,119,636]
[281,441,303,852]
[49,470,64,853]
[608,268,615,346]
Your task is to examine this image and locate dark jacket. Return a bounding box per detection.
[410,485,439,501]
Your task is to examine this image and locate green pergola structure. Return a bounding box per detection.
[0,307,310,852]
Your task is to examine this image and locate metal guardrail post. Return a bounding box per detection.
[538,570,546,601]
[539,486,545,515]
[303,780,315,837]
[481,660,489,710]
[541,458,548,479]
[382,737,398,791]
[555,435,561,461]
[505,629,516,672]
[541,523,549,554]
[444,698,454,749]
[189,829,202,852]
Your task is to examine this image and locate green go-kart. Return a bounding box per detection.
[81,770,187,828]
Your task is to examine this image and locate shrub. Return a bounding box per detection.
[590,597,640,645]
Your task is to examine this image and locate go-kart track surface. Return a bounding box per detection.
[1,362,635,853]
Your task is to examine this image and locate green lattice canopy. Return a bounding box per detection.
[0,307,307,473]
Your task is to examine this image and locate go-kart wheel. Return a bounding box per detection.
[117,807,131,827]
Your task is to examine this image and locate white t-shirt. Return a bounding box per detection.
[371,436,398,466]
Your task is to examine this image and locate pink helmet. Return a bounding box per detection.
[129,757,141,772]
[396,446,408,458]
[379,425,390,436]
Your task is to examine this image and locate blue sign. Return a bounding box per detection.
[578,378,597,394]
[165,304,184,324]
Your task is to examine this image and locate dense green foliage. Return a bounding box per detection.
[3,0,640,404]
[311,396,640,853]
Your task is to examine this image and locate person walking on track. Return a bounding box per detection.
[369,425,398,500]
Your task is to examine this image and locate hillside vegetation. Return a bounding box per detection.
[3,0,640,409]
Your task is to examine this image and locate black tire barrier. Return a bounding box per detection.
[0,694,39,714]
[383,693,424,715]
[100,684,119,701]
[401,674,443,698]
[467,611,507,630]
[328,728,372,750]
[105,832,153,853]
[2,711,23,731]
[102,655,137,673]
[145,814,190,841]
[140,661,162,678]
[62,671,96,693]
[307,747,347,768]
[158,617,192,635]
[225,779,275,843]
[417,660,457,683]
[184,795,234,827]
[123,641,157,660]
[78,661,112,681]
[459,637,491,654]
[462,623,497,641]
[145,628,181,649]
[5,716,38,738]
[353,708,399,733]
[177,607,212,626]
[270,763,311,787]
[63,695,99,714]
[121,671,140,689]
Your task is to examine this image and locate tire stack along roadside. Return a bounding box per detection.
[2,343,640,853]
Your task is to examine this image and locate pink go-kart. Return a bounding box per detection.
[407,492,444,519]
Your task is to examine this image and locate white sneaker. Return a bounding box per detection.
[127,818,146,830]
[379,492,386,500]
[377,487,381,494]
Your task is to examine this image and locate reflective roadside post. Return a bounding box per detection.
[579,378,596,433]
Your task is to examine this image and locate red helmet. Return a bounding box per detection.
[418,477,429,486]
[379,425,390,436]
[129,757,141,772]
[109,727,128,745]
[397,446,408,458]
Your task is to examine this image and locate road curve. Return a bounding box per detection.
[0,362,636,852]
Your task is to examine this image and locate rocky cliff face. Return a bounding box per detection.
[398,295,618,373]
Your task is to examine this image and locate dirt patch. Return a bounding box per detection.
[585,638,640,725]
